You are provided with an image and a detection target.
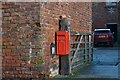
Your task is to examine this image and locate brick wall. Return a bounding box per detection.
[2,2,44,79]
[2,2,93,79]
[92,2,118,29]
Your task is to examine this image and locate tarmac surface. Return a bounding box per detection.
[53,44,120,80]
[74,46,119,79]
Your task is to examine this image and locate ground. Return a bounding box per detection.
[53,43,120,80]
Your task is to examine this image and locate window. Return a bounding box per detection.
[106,0,117,7]
[106,2,117,6]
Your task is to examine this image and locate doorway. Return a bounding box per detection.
[105,23,118,42]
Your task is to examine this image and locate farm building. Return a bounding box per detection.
[1,2,93,79]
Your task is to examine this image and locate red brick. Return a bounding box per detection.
[4,56,12,59]
[3,17,9,21]
[2,5,10,9]
[7,46,16,49]
[6,60,16,63]
[2,27,10,32]
[3,42,10,46]
[3,13,11,16]
[13,71,19,75]
[3,49,12,53]
[12,63,20,67]
[15,60,23,63]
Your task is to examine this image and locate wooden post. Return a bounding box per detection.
[59,55,70,75]
[91,35,93,61]
[85,35,87,63]
[69,30,71,75]
[88,35,90,62]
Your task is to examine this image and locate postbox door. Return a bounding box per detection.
[58,40,65,54]
[56,30,69,55]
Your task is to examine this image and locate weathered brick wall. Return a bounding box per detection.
[92,2,118,29]
[2,2,44,79]
[2,2,92,79]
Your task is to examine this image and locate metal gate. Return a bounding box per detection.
[70,31,93,72]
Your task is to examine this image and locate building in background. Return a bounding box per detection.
[92,2,118,29]
[92,2,118,41]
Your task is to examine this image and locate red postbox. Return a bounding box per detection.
[55,30,70,55]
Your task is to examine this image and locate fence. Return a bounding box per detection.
[70,31,94,72]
